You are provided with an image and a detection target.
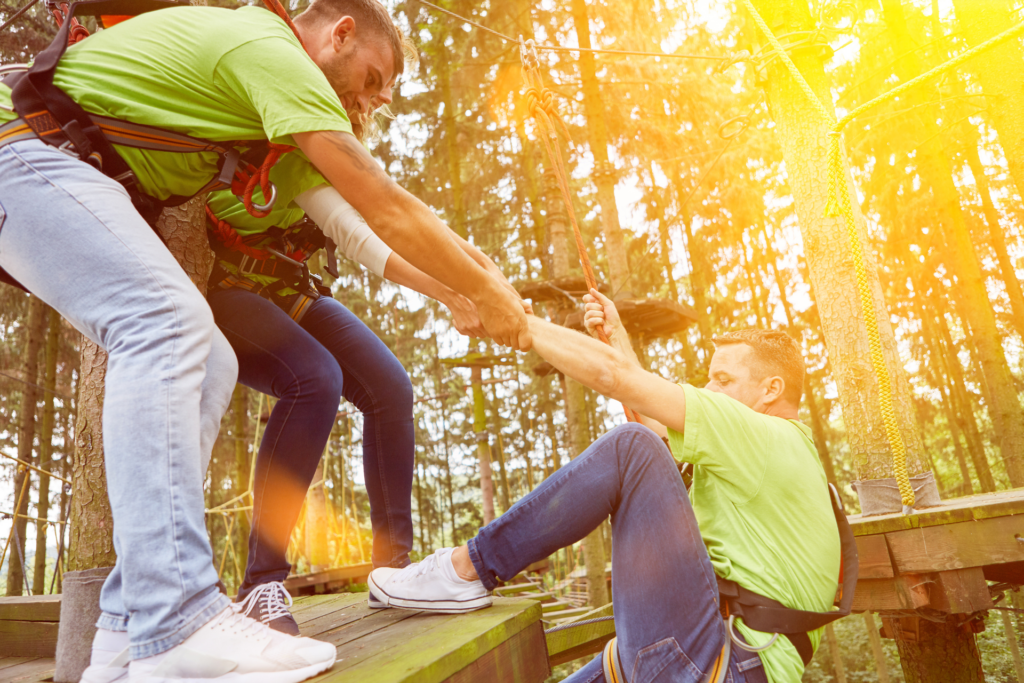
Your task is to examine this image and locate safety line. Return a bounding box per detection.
[0,369,74,401]
[416,0,727,61]
[0,450,72,486]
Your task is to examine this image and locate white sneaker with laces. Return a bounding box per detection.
[367,548,491,614]
[128,605,335,683]
[80,629,131,683]
[235,581,300,635]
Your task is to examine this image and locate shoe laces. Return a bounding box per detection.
[210,604,268,639]
[395,549,450,584]
[236,581,294,624]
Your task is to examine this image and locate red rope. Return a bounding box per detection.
[523,84,640,423]
[240,142,294,219]
[206,206,272,260]
[262,0,307,51]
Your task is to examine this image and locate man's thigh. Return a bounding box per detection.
[605,429,725,682]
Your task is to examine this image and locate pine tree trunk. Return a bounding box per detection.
[881,0,1024,487]
[751,0,927,483]
[32,306,60,594]
[471,366,496,525]
[69,198,212,573]
[438,54,466,240]
[6,295,47,595]
[889,616,984,683]
[569,0,630,289]
[304,461,328,572]
[951,0,1024,203]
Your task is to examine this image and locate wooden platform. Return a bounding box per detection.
[849,487,1024,614]
[0,593,549,683]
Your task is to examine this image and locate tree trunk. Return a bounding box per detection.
[487,390,512,512]
[304,461,328,572]
[960,139,1024,340]
[32,305,60,594]
[6,295,47,595]
[569,0,630,290]
[471,366,496,525]
[751,0,927,484]
[543,166,609,608]
[881,0,1024,486]
[230,385,250,577]
[864,612,892,683]
[888,616,984,683]
[438,54,466,240]
[69,198,212,573]
[951,0,1024,203]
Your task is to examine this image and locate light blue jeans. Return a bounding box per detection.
[0,140,235,658]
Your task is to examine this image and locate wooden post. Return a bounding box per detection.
[864,612,891,683]
[231,385,250,578]
[304,461,329,572]
[824,623,847,683]
[1000,607,1024,683]
[889,615,984,683]
[471,366,496,525]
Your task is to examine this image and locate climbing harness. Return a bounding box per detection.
[599,482,857,681]
[518,37,640,424]
[0,0,312,290]
[206,207,338,324]
[740,0,1024,513]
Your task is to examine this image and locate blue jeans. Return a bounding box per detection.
[207,287,414,598]
[469,424,769,683]
[0,140,234,658]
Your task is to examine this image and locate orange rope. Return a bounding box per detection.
[205,206,271,260]
[520,48,639,423]
[262,0,307,51]
[240,142,294,219]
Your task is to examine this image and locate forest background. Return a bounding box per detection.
[1,0,1023,680]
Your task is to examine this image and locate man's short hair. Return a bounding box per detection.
[713,328,805,405]
[297,0,405,78]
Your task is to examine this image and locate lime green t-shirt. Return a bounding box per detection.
[667,385,841,683]
[207,151,328,292]
[0,6,352,200]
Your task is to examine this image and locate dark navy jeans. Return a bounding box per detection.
[209,288,414,598]
[468,424,769,683]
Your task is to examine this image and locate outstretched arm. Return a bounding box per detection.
[528,315,687,434]
[381,254,485,337]
[294,130,530,350]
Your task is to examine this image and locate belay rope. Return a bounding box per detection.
[518,38,640,424]
[740,0,1024,511]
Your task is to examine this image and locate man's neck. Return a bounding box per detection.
[762,403,799,420]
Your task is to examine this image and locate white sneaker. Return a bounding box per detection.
[367,591,390,609]
[80,629,131,683]
[128,605,336,683]
[367,548,492,614]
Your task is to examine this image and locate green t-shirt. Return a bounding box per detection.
[0,6,352,200]
[207,151,328,291]
[667,385,841,683]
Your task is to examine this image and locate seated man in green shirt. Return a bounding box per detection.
[0,2,527,682]
[368,289,842,683]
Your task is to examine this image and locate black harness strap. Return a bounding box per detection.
[716,484,859,667]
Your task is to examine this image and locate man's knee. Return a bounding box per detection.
[606,423,674,467]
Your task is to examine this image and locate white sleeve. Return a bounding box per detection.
[294,184,393,277]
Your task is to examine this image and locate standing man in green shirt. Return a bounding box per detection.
[0,2,528,681]
[368,290,842,683]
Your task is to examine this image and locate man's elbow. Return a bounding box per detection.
[592,352,631,399]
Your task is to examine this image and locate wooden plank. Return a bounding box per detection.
[0,657,36,671]
[929,568,992,614]
[884,515,1024,574]
[0,658,56,682]
[318,605,421,649]
[849,488,1024,536]
[545,603,615,667]
[300,602,379,639]
[285,564,372,592]
[0,620,58,658]
[851,575,932,613]
[856,535,894,579]
[445,622,549,683]
[293,593,366,625]
[318,598,541,683]
[0,595,61,622]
